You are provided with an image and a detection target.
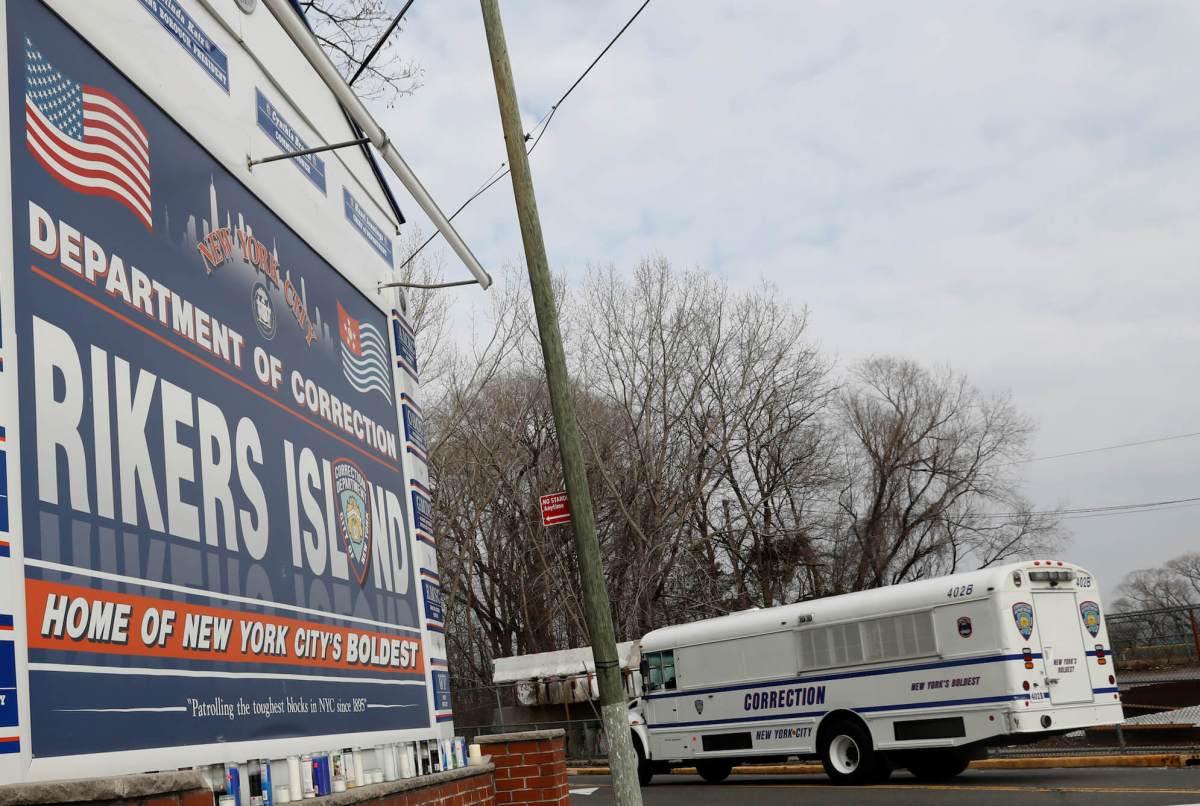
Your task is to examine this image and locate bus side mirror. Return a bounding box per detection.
[639,659,650,680]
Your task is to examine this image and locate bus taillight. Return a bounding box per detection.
[1095,644,1106,665]
[1022,647,1034,669]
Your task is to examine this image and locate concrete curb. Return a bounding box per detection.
[568,753,1200,777]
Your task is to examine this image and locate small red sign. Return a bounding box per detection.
[540,492,571,527]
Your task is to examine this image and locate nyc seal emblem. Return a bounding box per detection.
[333,458,372,584]
[1079,601,1101,638]
[1012,602,1034,640]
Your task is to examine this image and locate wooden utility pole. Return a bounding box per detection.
[478,3,644,804]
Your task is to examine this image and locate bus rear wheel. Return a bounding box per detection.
[904,749,971,781]
[696,760,734,784]
[819,718,890,785]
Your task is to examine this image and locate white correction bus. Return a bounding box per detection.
[629,560,1121,785]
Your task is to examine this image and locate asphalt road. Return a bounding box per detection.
[568,767,1200,805]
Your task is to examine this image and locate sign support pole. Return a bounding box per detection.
[478,3,643,803]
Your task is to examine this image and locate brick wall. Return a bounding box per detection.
[477,729,568,806]
[0,731,568,805]
[0,766,496,806]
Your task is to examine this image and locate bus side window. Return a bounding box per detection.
[661,650,677,690]
[647,652,664,690]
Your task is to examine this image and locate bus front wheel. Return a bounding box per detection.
[819,718,890,785]
[634,738,654,787]
[696,760,733,784]
[904,749,971,781]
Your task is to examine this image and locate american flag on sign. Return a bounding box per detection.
[24,37,151,230]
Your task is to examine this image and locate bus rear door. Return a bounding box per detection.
[1032,591,1093,704]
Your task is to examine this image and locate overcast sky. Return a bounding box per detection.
[367,1,1200,601]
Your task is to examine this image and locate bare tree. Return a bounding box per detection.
[1114,553,1200,610]
[830,357,1060,591]
[300,0,423,104]
[413,259,1062,690]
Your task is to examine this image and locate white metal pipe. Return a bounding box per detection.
[261,0,492,290]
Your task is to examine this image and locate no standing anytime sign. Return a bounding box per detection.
[540,492,571,527]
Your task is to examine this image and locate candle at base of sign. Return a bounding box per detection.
[315,755,332,796]
[342,749,356,787]
[380,743,398,781]
[353,748,368,787]
[370,769,384,784]
[239,763,253,806]
[299,755,315,799]
[225,765,242,806]
[286,756,302,800]
[274,785,291,804]
[332,777,346,793]
[398,743,412,779]
[261,760,274,806]
[469,744,482,763]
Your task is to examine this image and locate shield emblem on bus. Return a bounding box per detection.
[957,616,973,638]
[333,458,372,585]
[1080,601,1101,638]
[694,699,704,715]
[1012,602,1034,640]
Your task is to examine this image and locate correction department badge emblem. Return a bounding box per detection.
[1013,602,1034,640]
[957,616,973,638]
[1080,601,1101,638]
[250,282,276,339]
[333,458,372,584]
[694,699,704,715]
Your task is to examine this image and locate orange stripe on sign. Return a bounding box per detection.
[24,579,423,675]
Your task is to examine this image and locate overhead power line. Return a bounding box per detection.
[1019,430,1200,464]
[397,0,654,273]
[350,0,418,86]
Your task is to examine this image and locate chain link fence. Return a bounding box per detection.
[1109,603,1200,685]
[449,681,607,761]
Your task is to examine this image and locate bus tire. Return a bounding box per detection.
[696,760,734,784]
[818,718,885,785]
[904,749,971,781]
[634,737,654,787]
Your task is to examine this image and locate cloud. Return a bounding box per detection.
[371,0,1200,596]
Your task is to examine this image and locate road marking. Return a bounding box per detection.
[570,787,600,795]
[755,783,1200,795]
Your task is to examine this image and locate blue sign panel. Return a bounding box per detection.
[412,489,433,544]
[256,88,326,194]
[393,316,418,379]
[431,668,451,713]
[402,402,427,454]
[0,640,16,754]
[8,1,426,758]
[138,0,229,92]
[343,187,394,266]
[422,579,444,623]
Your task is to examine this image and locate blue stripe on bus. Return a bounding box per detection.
[1091,687,1119,694]
[650,693,1032,730]
[642,652,1044,701]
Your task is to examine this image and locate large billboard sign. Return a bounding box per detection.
[0,0,443,781]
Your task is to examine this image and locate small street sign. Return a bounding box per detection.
[540,491,571,527]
